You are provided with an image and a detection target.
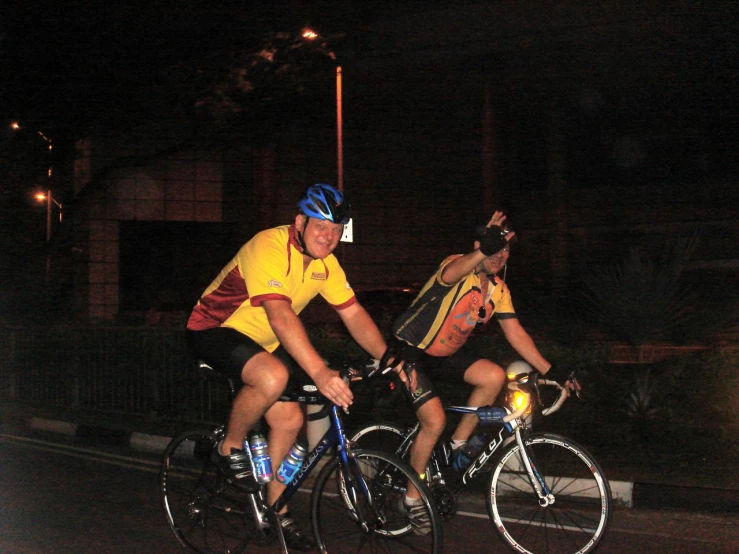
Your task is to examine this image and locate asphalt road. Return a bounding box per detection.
[1,428,737,554]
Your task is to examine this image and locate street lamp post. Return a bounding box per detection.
[34,190,62,281]
[334,59,343,191]
[302,29,343,191]
[12,121,60,281]
[35,191,63,242]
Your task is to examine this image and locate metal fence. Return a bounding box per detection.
[0,327,233,424]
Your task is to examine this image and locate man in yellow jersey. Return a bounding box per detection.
[383,211,567,533]
[187,183,402,550]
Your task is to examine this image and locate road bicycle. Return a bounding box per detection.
[350,365,612,554]
[160,358,443,553]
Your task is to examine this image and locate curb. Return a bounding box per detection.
[27,417,171,453]
[22,417,738,513]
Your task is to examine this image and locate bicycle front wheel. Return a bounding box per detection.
[160,428,252,554]
[487,432,612,554]
[311,449,443,554]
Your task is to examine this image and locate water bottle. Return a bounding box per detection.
[276,439,308,485]
[453,434,489,472]
[248,432,274,484]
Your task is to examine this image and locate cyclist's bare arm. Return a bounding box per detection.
[336,302,387,360]
[498,317,552,374]
[263,298,353,409]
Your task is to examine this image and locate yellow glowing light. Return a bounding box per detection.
[11,122,21,130]
[302,29,318,40]
[511,391,529,411]
[35,192,47,202]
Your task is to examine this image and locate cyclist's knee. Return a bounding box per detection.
[266,402,304,433]
[418,398,445,437]
[242,353,289,399]
[465,359,505,388]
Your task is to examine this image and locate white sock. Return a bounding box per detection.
[451,439,467,451]
[404,494,424,506]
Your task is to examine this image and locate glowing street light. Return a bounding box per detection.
[12,121,59,280]
[302,28,344,191]
[301,29,318,41]
[35,191,63,242]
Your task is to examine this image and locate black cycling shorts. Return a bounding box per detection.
[388,336,481,410]
[186,327,312,396]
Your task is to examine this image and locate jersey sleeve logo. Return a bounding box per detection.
[310,272,327,281]
[267,279,284,288]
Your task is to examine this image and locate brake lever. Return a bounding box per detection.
[530,372,544,407]
[340,373,353,414]
[381,361,415,393]
[568,372,583,400]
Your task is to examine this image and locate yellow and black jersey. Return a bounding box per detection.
[392,254,515,357]
[187,224,356,352]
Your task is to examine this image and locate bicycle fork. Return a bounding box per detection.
[514,429,555,506]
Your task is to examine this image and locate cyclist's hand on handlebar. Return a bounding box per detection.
[544,365,582,398]
[379,344,403,372]
[393,362,418,392]
[314,367,353,410]
[379,345,418,392]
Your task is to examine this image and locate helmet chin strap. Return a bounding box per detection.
[297,217,318,260]
[489,263,507,295]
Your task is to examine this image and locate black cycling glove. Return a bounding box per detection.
[478,225,509,256]
[379,344,406,373]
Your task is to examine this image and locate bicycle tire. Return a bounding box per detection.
[311,448,443,554]
[350,421,409,457]
[350,421,442,487]
[487,432,612,554]
[160,428,255,554]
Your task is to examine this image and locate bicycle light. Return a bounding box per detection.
[508,390,531,414]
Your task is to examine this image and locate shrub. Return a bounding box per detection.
[579,237,702,346]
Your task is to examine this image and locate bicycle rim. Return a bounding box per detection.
[487,432,612,554]
[311,449,443,554]
[160,429,251,554]
[350,422,408,455]
[350,422,433,486]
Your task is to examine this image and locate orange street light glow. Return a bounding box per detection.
[302,29,318,40]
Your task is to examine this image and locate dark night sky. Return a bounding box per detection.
[2,2,737,132]
[1,1,737,182]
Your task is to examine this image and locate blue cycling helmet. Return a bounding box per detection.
[297,183,351,224]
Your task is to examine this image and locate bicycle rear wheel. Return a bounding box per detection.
[160,428,258,554]
[487,432,612,554]
[311,449,443,554]
[350,422,409,456]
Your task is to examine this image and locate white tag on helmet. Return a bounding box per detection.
[340,218,353,243]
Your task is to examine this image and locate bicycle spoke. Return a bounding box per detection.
[312,450,442,553]
[488,433,612,554]
[161,430,251,554]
